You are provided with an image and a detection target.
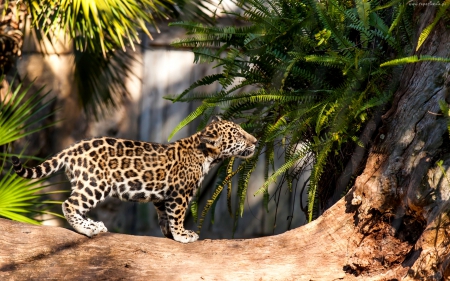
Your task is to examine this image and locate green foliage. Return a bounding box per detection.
[73,49,135,118]
[439,100,450,139]
[195,158,244,233]
[0,77,55,146]
[22,0,169,118]
[0,77,64,224]
[0,159,64,225]
[381,55,450,67]
[11,0,215,118]
[26,0,168,55]
[437,100,450,191]
[168,0,417,227]
[416,0,450,51]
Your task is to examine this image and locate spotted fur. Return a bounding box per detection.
[12,118,257,243]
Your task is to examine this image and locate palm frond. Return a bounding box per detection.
[0,168,46,225]
[0,76,55,146]
[0,76,63,225]
[73,48,134,119]
[27,0,169,55]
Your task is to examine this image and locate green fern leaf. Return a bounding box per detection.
[381,55,450,67]
[237,158,259,217]
[255,143,312,196]
[355,0,370,29]
[416,0,450,51]
[439,100,450,139]
[197,184,223,232]
[190,199,198,223]
[226,158,236,216]
[164,74,225,103]
[168,103,214,141]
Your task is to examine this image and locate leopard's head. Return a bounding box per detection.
[199,117,257,160]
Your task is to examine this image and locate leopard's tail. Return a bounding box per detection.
[12,154,65,179]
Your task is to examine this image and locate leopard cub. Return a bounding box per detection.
[12,117,257,243]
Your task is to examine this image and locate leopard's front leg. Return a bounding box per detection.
[164,197,199,243]
[154,201,173,239]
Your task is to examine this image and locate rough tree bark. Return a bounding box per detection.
[0,202,355,281]
[345,6,450,280]
[1,5,450,281]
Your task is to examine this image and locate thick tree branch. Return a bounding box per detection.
[0,199,356,280]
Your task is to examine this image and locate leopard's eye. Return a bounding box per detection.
[231,129,241,135]
[235,131,244,138]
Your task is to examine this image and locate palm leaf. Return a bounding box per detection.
[73,48,134,118]
[24,0,217,118]
[27,0,169,55]
[0,76,63,225]
[0,165,58,225]
[0,77,55,146]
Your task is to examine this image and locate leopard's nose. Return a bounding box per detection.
[251,136,258,145]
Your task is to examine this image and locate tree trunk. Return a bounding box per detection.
[1,5,450,281]
[345,5,450,280]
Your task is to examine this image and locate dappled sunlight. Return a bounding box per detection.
[198,0,242,17]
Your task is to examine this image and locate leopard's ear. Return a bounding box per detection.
[199,131,221,146]
[211,115,222,123]
[199,130,222,156]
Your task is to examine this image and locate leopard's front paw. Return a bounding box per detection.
[77,219,108,237]
[173,230,199,243]
[93,221,108,234]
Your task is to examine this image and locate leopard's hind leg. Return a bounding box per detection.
[62,182,108,237]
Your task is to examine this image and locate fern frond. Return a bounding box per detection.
[354,90,391,117]
[311,0,353,53]
[197,184,223,233]
[308,139,333,221]
[304,54,351,68]
[416,0,450,51]
[439,100,450,139]
[355,0,370,29]
[196,158,244,233]
[388,4,406,34]
[164,74,225,103]
[219,90,320,105]
[190,198,198,223]
[371,0,403,11]
[168,103,214,141]
[380,55,450,67]
[255,143,312,196]
[226,157,236,216]
[236,157,259,217]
